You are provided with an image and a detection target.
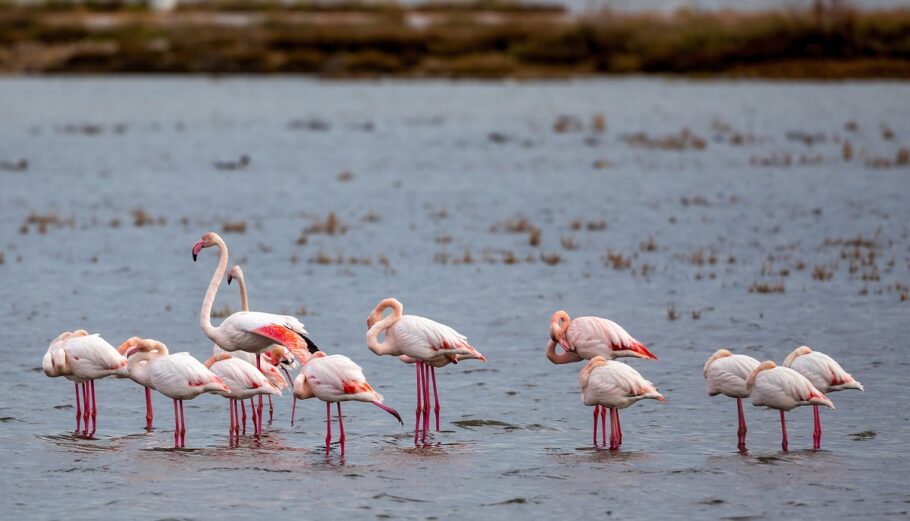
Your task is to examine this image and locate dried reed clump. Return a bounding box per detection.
[591,114,606,133]
[560,235,579,251]
[812,264,835,281]
[639,237,657,252]
[214,155,250,171]
[362,210,382,223]
[211,304,235,318]
[677,247,717,266]
[22,211,73,234]
[305,212,348,235]
[491,215,541,247]
[691,309,702,320]
[622,128,706,151]
[0,250,4,265]
[748,281,786,294]
[132,208,165,227]
[680,195,709,207]
[881,125,895,141]
[666,304,678,321]
[222,220,247,234]
[553,115,584,134]
[540,252,562,265]
[0,159,28,172]
[897,147,910,166]
[433,249,475,265]
[844,121,859,132]
[842,140,854,161]
[593,159,612,170]
[604,250,632,270]
[528,228,542,246]
[435,234,453,245]
[337,170,354,182]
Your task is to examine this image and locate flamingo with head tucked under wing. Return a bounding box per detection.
[704,348,760,450]
[193,232,320,434]
[783,346,863,449]
[546,311,657,365]
[293,352,402,454]
[747,361,834,451]
[366,297,485,443]
[204,352,281,439]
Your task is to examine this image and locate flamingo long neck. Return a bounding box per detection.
[201,236,229,340]
[236,272,250,312]
[366,300,404,356]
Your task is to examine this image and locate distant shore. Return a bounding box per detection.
[2,2,909,78]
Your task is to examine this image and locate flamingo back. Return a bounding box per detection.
[567,317,656,360]
[785,349,863,393]
[148,353,228,400]
[581,360,664,409]
[390,315,483,361]
[750,366,834,411]
[209,357,279,399]
[705,353,760,398]
[303,354,384,403]
[64,334,128,380]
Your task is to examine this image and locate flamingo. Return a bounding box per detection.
[192,232,320,434]
[292,352,402,454]
[42,330,128,436]
[783,346,863,449]
[365,297,486,443]
[121,339,230,447]
[203,352,281,438]
[547,310,657,365]
[579,356,665,450]
[216,264,293,426]
[118,337,158,430]
[747,361,834,451]
[704,349,760,450]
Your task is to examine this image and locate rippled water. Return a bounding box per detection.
[1,78,908,520]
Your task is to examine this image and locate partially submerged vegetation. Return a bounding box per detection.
[1,1,909,77]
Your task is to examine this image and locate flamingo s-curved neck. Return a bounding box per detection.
[235,271,250,312]
[366,299,403,356]
[200,235,229,341]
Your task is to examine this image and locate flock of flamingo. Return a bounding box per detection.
[42,231,864,453]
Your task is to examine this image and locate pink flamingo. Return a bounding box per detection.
[579,356,665,450]
[704,349,760,450]
[204,353,281,439]
[366,298,485,443]
[42,330,128,436]
[546,310,657,365]
[216,264,293,426]
[747,361,834,451]
[193,232,319,435]
[121,339,229,447]
[783,346,863,449]
[292,352,402,454]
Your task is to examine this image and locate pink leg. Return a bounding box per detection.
[291,396,297,427]
[241,400,247,434]
[601,405,607,446]
[325,401,332,453]
[173,399,180,447]
[183,400,188,447]
[229,399,235,436]
[422,363,431,442]
[593,405,599,446]
[89,380,97,436]
[74,383,82,434]
[145,386,154,430]
[268,395,274,423]
[813,405,822,449]
[608,407,616,450]
[615,408,622,446]
[414,361,423,443]
[256,355,264,432]
[234,399,241,436]
[780,410,788,452]
[250,398,259,436]
[431,366,440,432]
[737,398,747,449]
[337,402,345,455]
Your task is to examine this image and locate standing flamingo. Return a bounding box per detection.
[579,356,665,450]
[704,349,760,450]
[203,353,281,438]
[783,346,863,449]
[547,311,657,365]
[121,339,230,447]
[747,361,834,451]
[365,297,485,443]
[193,232,319,435]
[42,330,128,436]
[292,352,402,454]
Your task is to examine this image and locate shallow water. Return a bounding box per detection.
[1,78,909,520]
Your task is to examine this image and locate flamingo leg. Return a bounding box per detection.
[813,404,822,449]
[145,386,154,430]
[615,408,622,446]
[81,383,90,436]
[173,399,180,447]
[241,400,247,434]
[256,355,264,433]
[181,400,188,447]
[89,380,97,436]
[74,382,82,434]
[233,399,240,436]
[594,405,600,448]
[601,405,607,446]
[229,398,235,437]
[430,366,440,432]
[250,398,259,436]
[780,410,788,452]
[414,361,423,443]
[608,407,616,450]
[737,398,747,449]
[422,363,431,442]
[291,396,297,427]
[268,395,274,423]
[325,401,332,453]
[337,402,345,455]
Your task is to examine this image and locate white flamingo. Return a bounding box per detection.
[704,348,760,450]
[783,346,863,449]
[547,310,657,364]
[366,297,485,443]
[203,353,281,438]
[747,361,834,451]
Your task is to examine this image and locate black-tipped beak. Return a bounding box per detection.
[193,253,197,262]
[304,336,320,354]
[227,274,233,285]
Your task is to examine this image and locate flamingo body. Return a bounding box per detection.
[783,346,864,393]
[705,350,760,399]
[147,352,229,400]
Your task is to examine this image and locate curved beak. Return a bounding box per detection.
[558,339,572,352]
[192,240,204,262]
[123,346,141,358]
[373,401,403,425]
[227,273,233,285]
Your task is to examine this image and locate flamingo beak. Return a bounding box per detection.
[124,346,140,358]
[192,240,204,261]
[227,273,233,285]
[373,401,403,425]
[558,339,572,352]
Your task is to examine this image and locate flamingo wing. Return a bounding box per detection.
[63,334,128,378]
[150,353,227,399]
[569,317,657,360]
[226,311,319,361]
[790,352,863,392]
[305,355,382,402]
[707,355,759,398]
[396,315,484,360]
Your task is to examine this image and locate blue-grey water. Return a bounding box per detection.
[1,78,909,520]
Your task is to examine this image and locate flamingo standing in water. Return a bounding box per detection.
[546,311,657,365]
[292,352,402,454]
[121,339,229,447]
[579,356,665,450]
[704,349,760,450]
[747,361,834,451]
[783,346,863,449]
[42,330,128,436]
[193,232,320,435]
[214,264,293,427]
[365,298,486,443]
[204,353,281,438]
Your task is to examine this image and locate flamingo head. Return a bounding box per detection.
[367,298,403,328]
[227,264,243,285]
[192,232,220,261]
[123,338,169,358]
[549,310,572,352]
[117,337,142,355]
